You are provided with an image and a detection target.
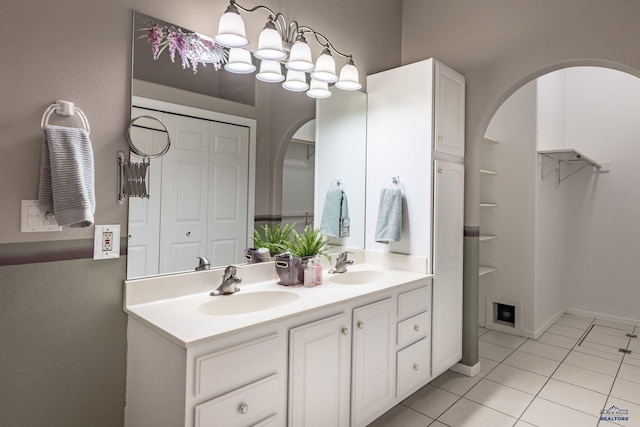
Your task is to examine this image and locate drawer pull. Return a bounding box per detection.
[414,324,421,332]
[413,363,420,371]
[357,321,365,329]
[238,403,249,414]
[341,327,349,335]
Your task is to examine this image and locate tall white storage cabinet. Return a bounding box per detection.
[367,58,465,379]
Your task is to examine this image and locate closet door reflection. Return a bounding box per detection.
[127,107,250,278]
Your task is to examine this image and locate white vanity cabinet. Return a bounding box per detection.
[125,319,287,427]
[351,298,396,426]
[434,61,466,157]
[288,312,352,427]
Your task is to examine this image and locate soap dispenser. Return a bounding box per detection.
[312,256,323,285]
[304,261,315,287]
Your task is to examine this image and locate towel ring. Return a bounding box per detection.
[41,101,90,133]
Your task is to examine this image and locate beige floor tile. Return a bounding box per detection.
[402,384,459,419]
[367,404,433,427]
[479,326,490,337]
[428,422,449,427]
[485,364,548,395]
[503,350,560,377]
[552,363,614,394]
[465,379,535,418]
[574,343,624,362]
[564,351,621,376]
[514,421,537,427]
[538,378,607,416]
[521,397,599,427]
[479,340,515,362]
[480,330,527,349]
[580,340,628,357]
[538,332,579,349]
[555,316,593,330]
[623,355,640,367]
[619,362,640,382]
[477,357,499,378]
[430,370,481,396]
[592,325,633,337]
[610,378,640,405]
[584,331,629,349]
[519,340,570,362]
[547,324,586,339]
[438,397,517,427]
[593,319,635,332]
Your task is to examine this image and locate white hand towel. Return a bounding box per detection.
[320,188,349,237]
[374,187,403,243]
[38,125,96,227]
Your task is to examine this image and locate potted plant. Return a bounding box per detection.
[285,226,329,284]
[250,223,295,259]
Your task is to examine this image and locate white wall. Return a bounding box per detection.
[560,67,640,324]
[483,82,538,335]
[282,139,315,234]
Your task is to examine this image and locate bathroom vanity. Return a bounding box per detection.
[123,253,450,427]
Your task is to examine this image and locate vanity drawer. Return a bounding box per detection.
[396,338,431,399]
[195,374,279,427]
[397,283,431,320]
[195,334,279,399]
[397,311,430,349]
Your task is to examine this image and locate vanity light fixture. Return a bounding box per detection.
[214,0,362,97]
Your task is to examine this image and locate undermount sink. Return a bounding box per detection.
[328,270,392,285]
[197,290,299,315]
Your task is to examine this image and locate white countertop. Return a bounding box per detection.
[125,259,432,348]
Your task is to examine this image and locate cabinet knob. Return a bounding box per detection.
[437,168,443,174]
[413,363,420,371]
[438,136,444,142]
[238,403,249,414]
[341,327,349,335]
[357,321,365,329]
[414,324,421,332]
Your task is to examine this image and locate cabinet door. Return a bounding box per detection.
[432,160,464,377]
[351,298,395,427]
[434,62,465,157]
[288,313,351,427]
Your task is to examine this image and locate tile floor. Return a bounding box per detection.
[368,314,639,427]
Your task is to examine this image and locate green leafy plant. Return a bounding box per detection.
[287,226,329,259]
[251,223,295,256]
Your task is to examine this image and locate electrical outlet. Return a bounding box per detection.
[94,225,120,260]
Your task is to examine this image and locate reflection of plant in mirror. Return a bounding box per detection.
[288,226,329,260]
[143,22,227,72]
[251,223,296,257]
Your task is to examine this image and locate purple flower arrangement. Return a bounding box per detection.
[143,22,228,72]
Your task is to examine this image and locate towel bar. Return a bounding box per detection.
[41,100,90,133]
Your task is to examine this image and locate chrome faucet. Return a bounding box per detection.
[210,265,242,295]
[329,251,354,274]
[195,256,211,271]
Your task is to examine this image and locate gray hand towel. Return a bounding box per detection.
[374,187,403,243]
[38,125,96,227]
[320,188,349,237]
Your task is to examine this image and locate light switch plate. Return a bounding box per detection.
[20,200,62,232]
[94,225,121,260]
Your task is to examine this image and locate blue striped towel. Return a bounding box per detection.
[38,125,95,227]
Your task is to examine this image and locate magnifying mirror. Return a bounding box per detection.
[127,115,171,158]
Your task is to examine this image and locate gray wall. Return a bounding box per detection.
[0,0,401,425]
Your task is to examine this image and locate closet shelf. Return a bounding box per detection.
[479,266,497,276]
[480,169,498,176]
[480,235,497,242]
[538,148,602,186]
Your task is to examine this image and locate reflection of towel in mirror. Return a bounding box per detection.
[38,125,96,227]
[320,188,349,237]
[375,187,403,243]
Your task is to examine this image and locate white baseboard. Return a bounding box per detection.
[528,308,566,339]
[450,362,481,377]
[565,307,640,328]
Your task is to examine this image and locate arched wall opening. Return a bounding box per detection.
[477,64,640,338]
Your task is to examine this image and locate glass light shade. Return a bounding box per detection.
[282,70,309,92]
[310,49,338,83]
[256,60,285,82]
[254,26,287,61]
[306,79,332,99]
[335,62,362,90]
[224,48,256,74]
[286,40,314,72]
[214,10,249,48]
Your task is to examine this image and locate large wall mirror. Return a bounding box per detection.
[127,11,367,279]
